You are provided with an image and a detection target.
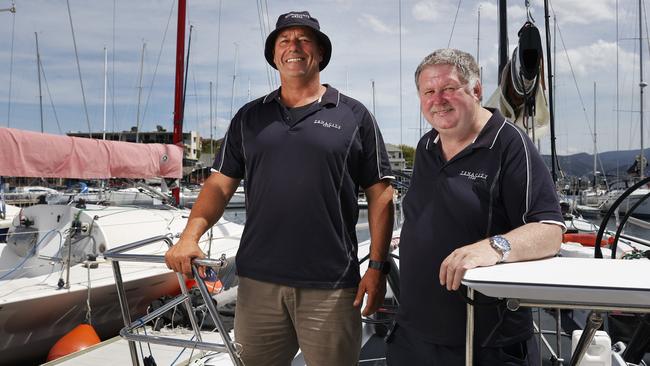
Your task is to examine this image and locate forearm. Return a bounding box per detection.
[365,181,395,262]
[498,222,562,262]
[180,173,239,243]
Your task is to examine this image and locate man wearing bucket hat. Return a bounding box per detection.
[166,10,395,366]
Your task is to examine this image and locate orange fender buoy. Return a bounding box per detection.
[185,277,222,294]
[47,323,101,361]
[562,233,614,247]
[204,279,223,294]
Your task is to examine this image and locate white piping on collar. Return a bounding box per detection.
[489,118,508,149]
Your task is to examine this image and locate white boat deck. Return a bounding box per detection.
[44,318,380,366]
[44,329,234,366]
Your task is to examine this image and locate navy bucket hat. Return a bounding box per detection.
[264,11,332,71]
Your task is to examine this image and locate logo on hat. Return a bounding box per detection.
[285,13,311,19]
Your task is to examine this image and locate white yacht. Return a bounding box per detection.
[0,203,243,365]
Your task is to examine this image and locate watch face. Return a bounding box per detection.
[491,235,511,262]
[494,236,510,250]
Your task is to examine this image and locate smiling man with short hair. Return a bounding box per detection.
[386,48,565,366]
[166,10,395,366]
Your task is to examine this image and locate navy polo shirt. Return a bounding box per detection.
[213,85,393,289]
[396,109,564,346]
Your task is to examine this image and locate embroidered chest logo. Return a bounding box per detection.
[459,170,488,180]
[313,119,341,130]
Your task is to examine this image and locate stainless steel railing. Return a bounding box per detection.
[103,234,243,366]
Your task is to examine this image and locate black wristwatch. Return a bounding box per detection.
[368,260,391,275]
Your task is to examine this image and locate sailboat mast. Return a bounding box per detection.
[593,82,597,184]
[136,42,146,143]
[172,0,186,146]
[103,47,107,140]
[476,5,480,66]
[639,0,646,178]
[544,0,558,182]
[371,79,376,116]
[230,43,239,120]
[497,0,508,83]
[477,6,482,87]
[35,32,43,133]
[172,0,187,205]
[210,81,213,157]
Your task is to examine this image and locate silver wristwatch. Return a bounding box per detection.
[489,235,511,263]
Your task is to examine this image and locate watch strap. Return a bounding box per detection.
[368,259,391,275]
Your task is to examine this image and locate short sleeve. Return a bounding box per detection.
[212,110,245,179]
[357,109,394,189]
[500,126,565,230]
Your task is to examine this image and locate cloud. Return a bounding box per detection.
[358,13,403,35]
[540,0,616,24]
[476,2,528,24]
[411,0,451,22]
[557,40,631,76]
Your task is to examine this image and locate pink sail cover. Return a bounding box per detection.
[0,128,183,179]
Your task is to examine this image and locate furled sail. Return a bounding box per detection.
[0,128,183,179]
[486,21,550,139]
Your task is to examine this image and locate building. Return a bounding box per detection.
[385,143,407,172]
[67,126,201,163]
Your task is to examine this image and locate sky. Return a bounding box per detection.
[0,0,645,156]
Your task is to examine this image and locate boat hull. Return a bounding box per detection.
[0,269,179,365]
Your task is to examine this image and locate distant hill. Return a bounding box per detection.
[542,149,650,178]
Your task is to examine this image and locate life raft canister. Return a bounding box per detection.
[47,323,101,361]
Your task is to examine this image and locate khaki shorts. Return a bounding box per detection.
[234,276,361,366]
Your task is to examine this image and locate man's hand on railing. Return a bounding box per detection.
[165,237,206,278]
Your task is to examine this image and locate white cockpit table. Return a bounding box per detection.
[461,257,650,366]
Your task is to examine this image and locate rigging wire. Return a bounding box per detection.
[549,1,610,181]
[182,25,194,129]
[65,0,93,137]
[263,0,277,89]
[629,40,638,152]
[399,0,403,147]
[112,0,116,134]
[616,0,619,176]
[644,0,650,75]
[549,4,592,137]
[447,0,462,47]
[215,0,222,137]
[135,41,146,141]
[39,57,63,134]
[256,0,274,91]
[192,63,200,131]
[6,1,16,127]
[141,0,176,127]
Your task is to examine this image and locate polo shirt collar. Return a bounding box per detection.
[427,108,508,150]
[262,84,340,107]
[471,108,508,149]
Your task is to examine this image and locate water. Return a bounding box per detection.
[584,213,650,243]
[225,206,650,244]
